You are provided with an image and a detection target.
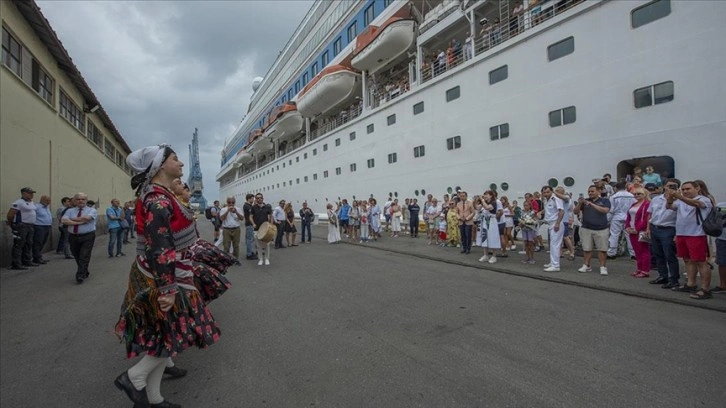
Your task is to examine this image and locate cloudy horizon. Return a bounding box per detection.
[37,0,314,203]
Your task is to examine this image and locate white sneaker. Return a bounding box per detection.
[518,251,527,255]
[264,258,270,265]
[510,245,517,250]
[258,259,264,266]
[600,267,608,276]
[543,266,560,272]
[543,263,552,268]
[488,256,497,264]
[479,255,488,262]
[578,265,592,273]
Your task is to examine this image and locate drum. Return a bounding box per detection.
[256,222,277,242]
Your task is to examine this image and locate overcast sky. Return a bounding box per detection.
[37,0,313,203]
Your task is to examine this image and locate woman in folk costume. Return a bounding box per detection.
[114,145,222,408]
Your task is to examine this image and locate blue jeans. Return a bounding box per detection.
[459,224,473,252]
[108,227,124,256]
[301,221,312,242]
[650,225,679,284]
[245,225,255,257]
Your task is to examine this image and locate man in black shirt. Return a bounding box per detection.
[249,193,273,266]
[242,194,257,260]
[408,199,421,238]
[299,201,315,243]
[574,185,612,276]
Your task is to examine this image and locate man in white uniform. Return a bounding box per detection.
[607,181,636,259]
[541,186,565,272]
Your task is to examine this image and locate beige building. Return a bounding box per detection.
[1,0,135,265]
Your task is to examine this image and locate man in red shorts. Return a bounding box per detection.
[667,181,713,299]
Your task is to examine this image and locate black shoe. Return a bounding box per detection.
[710,286,725,294]
[65,256,74,259]
[630,256,636,260]
[460,250,467,254]
[150,400,182,408]
[606,255,617,260]
[76,274,85,284]
[23,263,40,267]
[649,277,668,285]
[109,255,115,258]
[672,284,697,293]
[661,282,679,289]
[10,265,28,270]
[34,259,49,264]
[114,371,149,406]
[164,365,188,379]
[234,260,242,266]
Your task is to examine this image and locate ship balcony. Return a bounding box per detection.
[308,101,363,141]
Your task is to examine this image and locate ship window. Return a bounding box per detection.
[631,0,671,29]
[295,81,300,93]
[296,178,300,184]
[547,36,574,61]
[414,145,425,158]
[313,173,318,181]
[387,114,396,126]
[302,72,309,86]
[313,148,317,156]
[364,4,375,26]
[304,176,308,182]
[349,132,356,141]
[489,65,508,85]
[288,89,293,100]
[388,153,397,164]
[324,170,329,178]
[446,86,460,102]
[336,167,341,175]
[367,124,374,134]
[296,156,300,162]
[384,0,393,7]
[335,138,341,147]
[348,22,357,42]
[304,153,308,159]
[549,106,576,127]
[413,101,424,115]
[289,159,293,165]
[634,81,674,108]
[367,159,375,168]
[322,51,329,67]
[312,62,319,76]
[350,163,357,172]
[490,123,510,140]
[283,181,286,187]
[334,37,342,56]
[323,144,328,151]
[447,136,462,150]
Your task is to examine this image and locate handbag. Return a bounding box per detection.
[638,231,650,243]
[120,219,130,229]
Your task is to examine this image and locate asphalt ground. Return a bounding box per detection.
[1,220,724,408]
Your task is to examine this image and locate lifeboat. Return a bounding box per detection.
[216,158,237,182]
[262,102,304,143]
[351,17,417,74]
[244,129,264,152]
[297,65,361,118]
[233,148,252,166]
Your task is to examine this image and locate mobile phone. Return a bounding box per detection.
[578,193,584,199]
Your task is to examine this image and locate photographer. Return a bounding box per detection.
[645,179,680,288]
[219,196,242,258]
[574,185,611,276]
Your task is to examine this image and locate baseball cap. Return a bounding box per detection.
[21,187,36,194]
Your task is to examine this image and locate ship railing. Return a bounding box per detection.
[420,0,585,85]
[309,102,364,141]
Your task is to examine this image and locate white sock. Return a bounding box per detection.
[127,354,166,391]
[166,357,174,368]
[145,356,168,404]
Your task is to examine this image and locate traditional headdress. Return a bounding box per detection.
[126,144,174,196]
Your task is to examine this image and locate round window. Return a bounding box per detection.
[548,178,558,188]
[394,192,398,198]
[415,190,420,196]
[564,177,575,187]
[352,195,356,200]
[455,186,461,192]
[501,182,509,191]
[489,183,497,191]
[421,189,426,196]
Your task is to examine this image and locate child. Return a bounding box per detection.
[518,200,538,264]
[438,219,447,247]
[360,202,369,243]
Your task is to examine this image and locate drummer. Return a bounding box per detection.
[249,193,273,266]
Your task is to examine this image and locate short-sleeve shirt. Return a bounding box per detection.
[673,196,712,237]
[251,204,272,231]
[544,196,564,224]
[647,194,676,227]
[242,202,253,226]
[219,206,243,228]
[10,199,36,224]
[581,197,611,230]
[62,206,97,234]
[716,202,726,241]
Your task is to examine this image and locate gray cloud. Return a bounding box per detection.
[37,0,313,202]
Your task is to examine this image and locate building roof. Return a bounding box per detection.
[12,0,132,154]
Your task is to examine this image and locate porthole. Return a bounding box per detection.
[421,189,426,196]
[415,190,420,196]
[394,192,398,198]
[489,183,497,191]
[564,177,575,187]
[501,182,509,191]
[548,178,558,187]
[455,186,462,192]
[447,187,453,194]
[370,194,374,198]
[389,192,393,197]
[352,195,356,200]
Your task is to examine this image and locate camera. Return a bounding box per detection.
[479,17,488,25]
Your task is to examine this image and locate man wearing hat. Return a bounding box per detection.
[6,187,38,270]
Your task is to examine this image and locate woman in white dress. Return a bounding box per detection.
[368,198,381,240]
[475,190,502,264]
[326,203,341,243]
[390,199,402,237]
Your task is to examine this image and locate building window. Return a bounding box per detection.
[632,0,671,29]
[367,159,375,168]
[312,62,319,76]
[490,123,510,140]
[333,37,342,56]
[31,59,54,105]
[313,148,317,156]
[447,136,462,150]
[59,90,85,132]
[348,22,357,42]
[313,173,318,181]
[335,138,341,147]
[1,27,22,77]
[349,132,356,141]
[350,163,357,172]
[116,151,124,167]
[304,152,308,159]
[302,72,309,86]
[634,81,674,108]
[335,167,341,175]
[548,37,575,61]
[413,145,425,158]
[489,65,508,85]
[323,144,328,151]
[324,170,329,178]
[367,123,374,134]
[87,120,103,149]
[387,114,396,126]
[295,81,300,94]
[104,138,115,159]
[413,101,424,115]
[446,86,460,102]
[304,176,308,182]
[364,4,375,26]
[388,153,397,164]
[322,51,329,67]
[549,106,577,127]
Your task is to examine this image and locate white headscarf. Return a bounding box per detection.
[127,144,174,195]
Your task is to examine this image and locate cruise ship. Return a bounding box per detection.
[217,0,726,208]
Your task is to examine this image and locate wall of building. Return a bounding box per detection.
[1,1,135,266]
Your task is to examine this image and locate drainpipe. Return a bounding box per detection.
[361,70,368,110]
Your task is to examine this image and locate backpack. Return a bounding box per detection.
[696,206,724,237]
[205,207,213,220]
